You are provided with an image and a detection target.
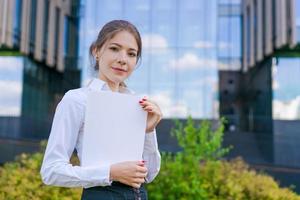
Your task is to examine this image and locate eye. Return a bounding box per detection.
[109,46,119,52]
[128,52,137,57]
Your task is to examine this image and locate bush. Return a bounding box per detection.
[146,117,300,200]
[0,144,81,200]
[201,158,300,200]
[1,117,299,199]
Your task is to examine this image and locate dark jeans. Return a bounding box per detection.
[81,182,148,200]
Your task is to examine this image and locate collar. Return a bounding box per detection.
[86,78,133,94]
[87,78,106,92]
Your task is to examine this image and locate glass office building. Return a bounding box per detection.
[80,0,220,119]
[233,0,300,192]
[0,0,81,161]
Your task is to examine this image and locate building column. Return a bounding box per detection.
[264,0,273,56]
[0,0,7,46]
[288,0,297,47]
[57,11,65,72]
[20,0,31,54]
[46,0,56,67]
[256,0,263,62]
[0,0,15,48]
[34,0,45,61]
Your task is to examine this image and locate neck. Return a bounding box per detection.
[98,75,120,92]
[106,81,120,92]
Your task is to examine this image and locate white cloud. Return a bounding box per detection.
[273,96,300,120]
[169,53,218,70]
[0,81,22,97]
[150,90,219,119]
[189,76,218,87]
[0,57,23,71]
[194,41,214,49]
[150,92,189,118]
[272,65,280,90]
[194,40,230,50]
[217,59,241,70]
[0,80,22,116]
[218,42,232,49]
[142,34,168,49]
[272,80,279,90]
[0,106,20,116]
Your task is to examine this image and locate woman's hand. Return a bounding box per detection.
[139,97,162,133]
[110,161,147,188]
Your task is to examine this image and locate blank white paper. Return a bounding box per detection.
[81,91,147,167]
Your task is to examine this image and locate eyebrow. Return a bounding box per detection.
[109,43,138,52]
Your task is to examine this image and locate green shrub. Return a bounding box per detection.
[200,158,300,200]
[201,158,300,200]
[147,117,300,200]
[0,145,81,200]
[147,117,230,199]
[1,117,299,199]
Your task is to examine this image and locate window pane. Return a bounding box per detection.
[0,57,24,116]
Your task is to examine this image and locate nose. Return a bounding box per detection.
[117,51,127,65]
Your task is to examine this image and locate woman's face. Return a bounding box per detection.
[95,30,139,85]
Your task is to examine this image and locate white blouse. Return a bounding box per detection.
[40,78,161,188]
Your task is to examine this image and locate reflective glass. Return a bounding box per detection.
[218,16,241,59]
[177,49,218,118]
[272,58,300,120]
[0,57,24,116]
[80,0,221,119]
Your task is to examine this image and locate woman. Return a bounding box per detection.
[40,20,162,200]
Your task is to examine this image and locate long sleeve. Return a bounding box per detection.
[143,129,161,183]
[40,91,112,188]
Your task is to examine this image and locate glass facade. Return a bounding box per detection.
[272,58,300,120]
[0,57,23,116]
[80,0,219,119]
[217,0,242,71]
[0,0,81,141]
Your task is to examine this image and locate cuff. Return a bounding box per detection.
[82,164,112,188]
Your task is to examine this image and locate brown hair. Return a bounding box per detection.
[89,20,142,71]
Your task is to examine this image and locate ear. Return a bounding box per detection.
[92,47,99,57]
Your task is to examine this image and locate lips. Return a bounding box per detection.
[111,67,127,72]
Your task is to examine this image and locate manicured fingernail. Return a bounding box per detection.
[139,160,145,164]
[139,100,143,103]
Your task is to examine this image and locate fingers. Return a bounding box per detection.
[135,171,147,178]
[134,177,145,184]
[120,180,142,188]
[113,161,147,188]
[131,177,145,188]
[139,98,161,114]
[136,165,148,174]
[132,183,142,188]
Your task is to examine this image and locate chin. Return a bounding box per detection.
[110,77,126,84]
